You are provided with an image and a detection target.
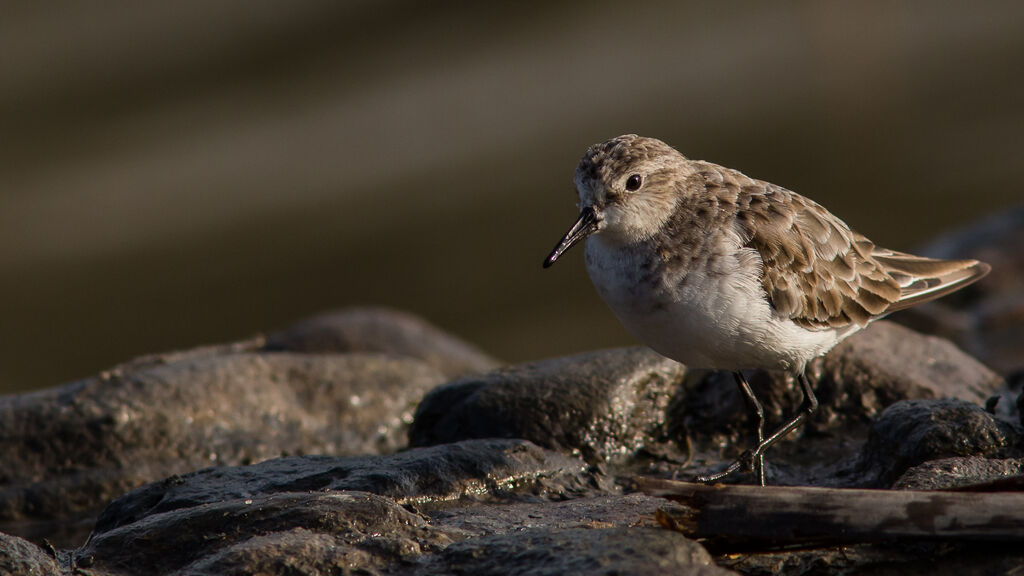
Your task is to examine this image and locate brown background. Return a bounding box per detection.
[2,1,1022,393]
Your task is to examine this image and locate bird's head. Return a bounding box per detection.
[544,134,691,267]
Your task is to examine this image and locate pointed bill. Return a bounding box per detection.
[543,207,599,268]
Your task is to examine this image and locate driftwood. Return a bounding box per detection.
[636,477,1024,549]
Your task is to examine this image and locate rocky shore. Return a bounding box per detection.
[1,208,1022,576]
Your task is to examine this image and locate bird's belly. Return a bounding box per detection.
[585,244,844,371]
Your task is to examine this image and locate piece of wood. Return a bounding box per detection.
[635,477,1024,549]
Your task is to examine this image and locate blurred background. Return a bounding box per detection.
[2,1,1022,393]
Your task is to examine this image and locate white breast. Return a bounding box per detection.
[583,235,855,371]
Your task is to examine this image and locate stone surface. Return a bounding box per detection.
[0,532,60,576]
[815,322,1005,423]
[263,307,500,379]
[428,493,668,538]
[434,527,735,576]
[854,399,1021,487]
[0,348,447,539]
[81,491,453,576]
[93,439,589,535]
[894,457,1024,490]
[676,321,1006,485]
[69,440,659,576]
[409,347,686,463]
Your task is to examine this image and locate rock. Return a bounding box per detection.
[0,532,60,576]
[428,493,669,538]
[408,347,686,463]
[814,321,1005,424]
[92,439,589,534]
[72,439,601,576]
[434,527,736,576]
[896,205,1024,378]
[81,491,454,576]
[263,307,500,378]
[685,322,1003,437]
[677,322,1005,485]
[855,399,1019,487]
[0,350,447,537]
[894,457,1024,490]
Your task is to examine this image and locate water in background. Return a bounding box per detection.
[2,1,1022,393]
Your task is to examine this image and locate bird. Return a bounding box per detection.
[542,134,990,485]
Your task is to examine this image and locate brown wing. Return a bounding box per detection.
[703,165,988,330]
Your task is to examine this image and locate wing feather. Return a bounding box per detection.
[699,164,989,330]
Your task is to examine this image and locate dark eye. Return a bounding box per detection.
[625,174,642,191]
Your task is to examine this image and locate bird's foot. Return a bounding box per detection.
[695,449,766,485]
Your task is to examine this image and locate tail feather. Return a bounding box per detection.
[872,251,990,313]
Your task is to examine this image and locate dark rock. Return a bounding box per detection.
[263,307,500,378]
[93,439,589,534]
[81,491,455,576]
[855,399,1017,487]
[73,440,604,576]
[816,321,1004,425]
[897,205,1024,377]
[428,493,669,538]
[0,350,447,537]
[894,457,1024,490]
[434,526,735,576]
[0,532,60,576]
[408,347,686,463]
[677,322,1004,485]
[685,322,1002,438]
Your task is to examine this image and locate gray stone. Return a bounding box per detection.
[677,322,1005,485]
[433,527,735,576]
[816,321,1005,422]
[0,350,447,537]
[893,457,1024,490]
[856,399,1018,487]
[0,532,60,576]
[408,347,686,463]
[92,439,589,535]
[71,439,601,576]
[428,493,669,538]
[81,491,454,576]
[263,307,500,378]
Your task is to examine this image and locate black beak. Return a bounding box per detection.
[543,206,599,268]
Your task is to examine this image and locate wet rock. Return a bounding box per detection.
[434,527,735,576]
[897,205,1024,377]
[0,532,60,576]
[685,322,1002,438]
[72,440,601,576]
[93,439,589,534]
[816,321,1004,425]
[408,347,686,463]
[894,456,1024,490]
[677,322,1004,485]
[81,491,454,576]
[0,350,447,536]
[263,307,500,378]
[428,493,668,538]
[855,399,1018,487]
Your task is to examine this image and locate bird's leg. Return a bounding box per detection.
[697,370,818,485]
[695,370,766,485]
[734,371,766,485]
[754,371,818,456]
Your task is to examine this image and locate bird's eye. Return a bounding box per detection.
[625,174,642,191]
